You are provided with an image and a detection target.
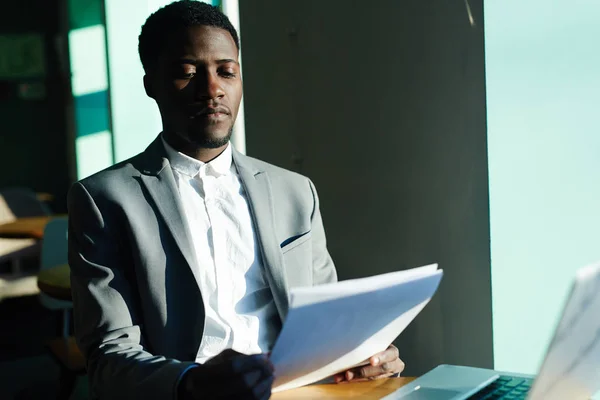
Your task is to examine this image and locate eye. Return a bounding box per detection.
[173,70,195,80]
[219,70,236,79]
[173,65,196,79]
[218,64,238,79]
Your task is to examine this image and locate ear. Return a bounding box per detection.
[143,74,155,99]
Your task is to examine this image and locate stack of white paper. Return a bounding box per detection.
[270,263,444,392]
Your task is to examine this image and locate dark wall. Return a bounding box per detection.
[0,0,71,213]
[240,0,492,375]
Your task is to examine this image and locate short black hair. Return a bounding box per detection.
[138,0,240,72]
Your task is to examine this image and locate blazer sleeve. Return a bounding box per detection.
[68,182,196,400]
[307,178,338,285]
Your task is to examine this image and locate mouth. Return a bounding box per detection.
[189,106,231,120]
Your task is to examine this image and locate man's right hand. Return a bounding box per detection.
[178,349,274,400]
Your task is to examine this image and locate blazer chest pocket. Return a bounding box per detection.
[280,231,311,253]
[280,231,312,286]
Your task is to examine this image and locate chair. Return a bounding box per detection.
[38,217,86,399]
[0,193,16,224]
[39,217,72,336]
[0,189,47,274]
[0,187,52,218]
[0,238,41,274]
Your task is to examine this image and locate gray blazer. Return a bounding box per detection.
[68,135,337,399]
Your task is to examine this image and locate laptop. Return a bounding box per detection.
[383,262,600,400]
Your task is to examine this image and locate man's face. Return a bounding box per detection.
[146,25,242,148]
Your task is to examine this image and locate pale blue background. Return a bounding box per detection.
[485,0,600,374]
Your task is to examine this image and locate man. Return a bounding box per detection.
[68,2,404,399]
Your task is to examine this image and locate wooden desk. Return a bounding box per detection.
[272,377,415,399]
[0,216,56,239]
[38,263,71,301]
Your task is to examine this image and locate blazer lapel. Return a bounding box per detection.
[233,150,290,320]
[137,137,201,292]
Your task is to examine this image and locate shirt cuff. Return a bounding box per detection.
[175,364,199,400]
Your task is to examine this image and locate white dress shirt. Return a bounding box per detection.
[161,136,279,363]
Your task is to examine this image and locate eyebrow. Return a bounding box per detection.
[178,58,239,65]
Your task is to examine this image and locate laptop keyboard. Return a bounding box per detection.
[467,376,534,399]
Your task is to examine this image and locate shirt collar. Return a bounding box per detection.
[161,134,233,178]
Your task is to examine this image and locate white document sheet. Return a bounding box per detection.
[270,264,443,392]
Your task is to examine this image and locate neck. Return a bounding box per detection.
[163,131,228,163]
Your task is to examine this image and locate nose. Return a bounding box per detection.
[194,70,225,101]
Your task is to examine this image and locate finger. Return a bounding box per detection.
[346,370,354,381]
[337,347,403,384]
[396,358,406,375]
[252,374,275,400]
[353,358,405,380]
[370,345,400,366]
[251,354,275,373]
[342,372,397,384]
[208,355,273,390]
[243,369,269,387]
[231,354,273,375]
[206,349,245,366]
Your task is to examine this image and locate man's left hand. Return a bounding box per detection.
[333,345,404,383]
